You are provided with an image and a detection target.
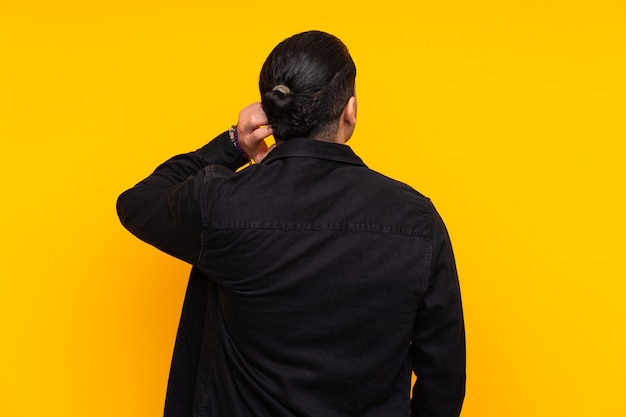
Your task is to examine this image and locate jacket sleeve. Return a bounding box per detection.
[410,202,466,417]
[116,131,248,264]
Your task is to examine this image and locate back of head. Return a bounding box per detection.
[259,31,356,142]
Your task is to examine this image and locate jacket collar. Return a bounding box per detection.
[262,138,366,167]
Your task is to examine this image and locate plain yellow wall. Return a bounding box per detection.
[1,1,625,416]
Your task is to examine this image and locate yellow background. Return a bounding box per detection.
[1,0,625,416]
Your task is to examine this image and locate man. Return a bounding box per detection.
[117,30,465,417]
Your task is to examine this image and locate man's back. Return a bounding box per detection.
[188,138,463,416]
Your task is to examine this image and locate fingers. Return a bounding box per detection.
[238,102,270,143]
[238,102,269,135]
[236,102,275,163]
[250,125,273,142]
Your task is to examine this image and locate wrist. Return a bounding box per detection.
[228,125,250,160]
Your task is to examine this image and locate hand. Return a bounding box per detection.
[237,102,275,163]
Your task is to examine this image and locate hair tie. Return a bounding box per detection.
[272,85,290,96]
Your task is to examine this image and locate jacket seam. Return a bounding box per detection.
[206,221,431,237]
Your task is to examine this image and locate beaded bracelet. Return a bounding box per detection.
[228,125,250,160]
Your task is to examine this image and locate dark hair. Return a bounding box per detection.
[259,30,356,142]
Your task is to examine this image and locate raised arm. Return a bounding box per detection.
[116,103,274,264]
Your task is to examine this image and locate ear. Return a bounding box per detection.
[343,96,357,126]
[337,96,357,143]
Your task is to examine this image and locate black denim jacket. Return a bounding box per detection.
[117,133,465,417]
